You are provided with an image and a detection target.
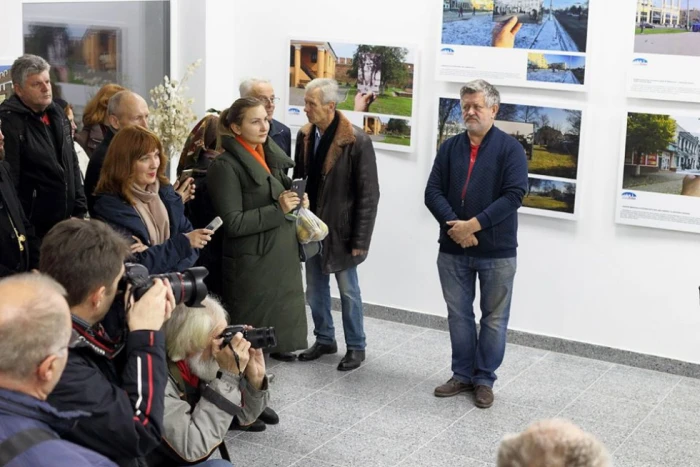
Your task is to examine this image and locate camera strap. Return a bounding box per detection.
[71,321,125,360]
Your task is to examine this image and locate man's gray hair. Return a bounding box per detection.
[107,90,137,117]
[305,78,340,104]
[239,78,270,98]
[164,297,229,362]
[497,419,611,467]
[11,54,51,88]
[460,79,501,108]
[0,273,69,381]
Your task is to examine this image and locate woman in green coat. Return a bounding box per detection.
[207,97,307,358]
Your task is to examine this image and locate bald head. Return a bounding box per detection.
[0,274,70,383]
[107,90,149,130]
[497,419,611,467]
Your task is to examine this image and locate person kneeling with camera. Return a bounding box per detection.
[147,297,269,466]
[40,218,175,467]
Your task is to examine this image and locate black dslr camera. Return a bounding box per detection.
[121,263,209,307]
[219,325,277,350]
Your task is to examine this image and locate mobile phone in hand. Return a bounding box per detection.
[178,169,194,185]
[291,178,307,199]
[205,216,223,232]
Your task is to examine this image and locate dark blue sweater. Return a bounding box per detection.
[425,125,528,258]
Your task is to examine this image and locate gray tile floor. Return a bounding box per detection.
[224,311,700,466]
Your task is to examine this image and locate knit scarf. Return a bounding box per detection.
[235,135,270,174]
[131,181,170,245]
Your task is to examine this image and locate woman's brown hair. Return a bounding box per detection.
[221,97,265,129]
[95,126,170,205]
[82,83,126,127]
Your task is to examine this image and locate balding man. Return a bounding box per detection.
[497,418,611,467]
[0,273,116,466]
[83,90,149,214]
[239,79,291,157]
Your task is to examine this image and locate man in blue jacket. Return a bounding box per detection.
[425,79,528,409]
[0,273,115,466]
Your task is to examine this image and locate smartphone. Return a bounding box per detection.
[205,216,223,232]
[291,178,307,199]
[178,169,194,185]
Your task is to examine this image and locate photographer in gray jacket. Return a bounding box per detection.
[148,297,270,467]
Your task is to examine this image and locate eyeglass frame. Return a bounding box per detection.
[258,96,280,105]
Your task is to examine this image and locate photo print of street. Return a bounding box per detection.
[289,40,415,117]
[437,98,581,179]
[362,116,411,146]
[623,112,700,195]
[493,0,544,24]
[527,53,585,84]
[0,65,11,104]
[442,0,589,52]
[635,0,700,57]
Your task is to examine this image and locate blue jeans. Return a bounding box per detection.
[305,253,366,350]
[437,252,517,388]
[190,459,232,466]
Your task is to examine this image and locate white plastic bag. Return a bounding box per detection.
[295,207,329,244]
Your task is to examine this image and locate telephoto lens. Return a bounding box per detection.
[122,263,209,307]
[219,325,278,350]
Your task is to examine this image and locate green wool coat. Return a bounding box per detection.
[206,131,307,353]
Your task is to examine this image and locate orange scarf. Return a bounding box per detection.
[236,136,270,174]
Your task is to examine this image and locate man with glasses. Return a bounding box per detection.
[0,118,40,277]
[239,79,291,157]
[0,273,116,466]
[0,54,87,239]
[40,218,176,466]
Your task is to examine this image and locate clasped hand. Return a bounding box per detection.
[447,220,480,248]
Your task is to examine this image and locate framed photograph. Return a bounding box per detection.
[437,0,589,91]
[436,94,584,220]
[628,0,700,103]
[616,109,700,234]
[0,60,12,104]
[287,38,418,153]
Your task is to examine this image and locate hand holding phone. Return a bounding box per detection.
[205,216,223,232]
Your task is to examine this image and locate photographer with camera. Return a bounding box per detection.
[148,297,269,466]
[39,218,175,467]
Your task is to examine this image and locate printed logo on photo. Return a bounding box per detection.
[632,58,648,66]
[288,108,301,115]
[621,191,637,200]
[441,47,455,55]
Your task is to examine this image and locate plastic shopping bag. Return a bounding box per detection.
[295,207,329,244]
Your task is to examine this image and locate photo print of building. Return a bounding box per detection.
[442,0,589,52]
[0,65,11,104]
[436,96,582,217]
[287,39,417,152]
[493,0,544,25]
[527,52,585,84]
[634,0,700,57]
[622,112,700,195]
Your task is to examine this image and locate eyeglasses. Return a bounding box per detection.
[258,97,280,105]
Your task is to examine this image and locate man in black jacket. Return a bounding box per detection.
[0,122,39,276]
[0,54,87,239]
[40,218,175,467]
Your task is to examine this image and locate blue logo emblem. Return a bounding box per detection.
[441,47,455,55]
[621,191,637,200]
[288,108,300,115]
[632,58,648,65]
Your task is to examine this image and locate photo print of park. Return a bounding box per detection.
[527,53,585,85]
[287,39,417,152]
[634,0,700,57]
[436,96,582,218]
[442,0,589,52]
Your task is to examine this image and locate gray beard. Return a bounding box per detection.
[187,353,220,383]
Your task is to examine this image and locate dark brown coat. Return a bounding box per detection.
[293,112,380,274]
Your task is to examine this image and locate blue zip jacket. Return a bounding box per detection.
[425,125,528,258]
[0,388,116,466]
[93,184,198,274]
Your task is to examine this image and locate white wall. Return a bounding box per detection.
[3,1,699,364]
[218,0,700,365]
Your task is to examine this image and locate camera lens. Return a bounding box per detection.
[243,327,277,349]
[153,267,209,307]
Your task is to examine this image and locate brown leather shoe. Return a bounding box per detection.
[475,385,494,408]
[434,378,475,397]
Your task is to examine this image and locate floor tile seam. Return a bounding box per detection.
[291,375,439,466]
[553,365,614,418]
[492,350,551,394]
[608,363,687,381]
[226,437,311,461]
[611,377,683,455]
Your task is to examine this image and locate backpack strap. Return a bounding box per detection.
[0,428,59,467]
